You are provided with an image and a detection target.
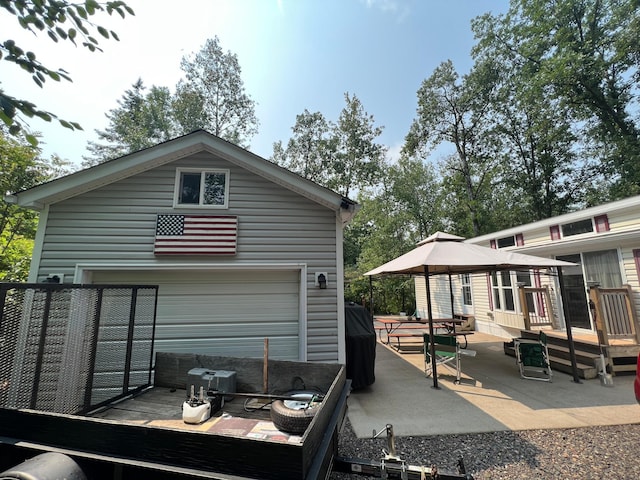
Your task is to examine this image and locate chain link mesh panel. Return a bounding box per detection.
[0,284,157,414]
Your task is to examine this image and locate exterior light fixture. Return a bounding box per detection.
[315,272,327,289]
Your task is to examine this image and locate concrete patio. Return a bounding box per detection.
[346,332,639,438]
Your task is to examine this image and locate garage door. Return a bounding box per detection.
[91,269,301,360]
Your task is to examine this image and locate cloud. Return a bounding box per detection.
[386,142,403,164]
[361,0,410,21]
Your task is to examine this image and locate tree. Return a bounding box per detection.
[84,79,177,165]
[0,129,73,281]
[0,0,134,145]
[177,36,258,147]
[270,110,332,184]
[472,0,640,198]
[326,93,386,198]
[404,60,501,237]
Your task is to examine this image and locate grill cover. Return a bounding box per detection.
[344,302,376,389]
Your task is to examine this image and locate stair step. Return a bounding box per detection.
[545,343,601,367]
[519,330,602,354]
[504,344,600,380]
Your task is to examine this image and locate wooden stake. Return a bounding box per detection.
[263,338,269,393]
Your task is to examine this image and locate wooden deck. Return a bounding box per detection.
[0,353,350,480]
[505,329,640,378]
[90,386,293,440]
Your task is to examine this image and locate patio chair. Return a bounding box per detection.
[423,333,462,384]
[514,331,553,382]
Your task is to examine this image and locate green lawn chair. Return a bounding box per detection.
[514,331,553,382]
[423,333,462,384]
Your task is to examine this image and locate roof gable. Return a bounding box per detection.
[6,130,357,221]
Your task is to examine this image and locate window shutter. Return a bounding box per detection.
[594,214,610,232]
[549,225,560,240]
[634,249,640,279]
[490,239,497,249]
[515,233,524,246]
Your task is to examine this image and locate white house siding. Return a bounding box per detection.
[465,196,640,337]
[32,151,341,362]
[414,275,467,319]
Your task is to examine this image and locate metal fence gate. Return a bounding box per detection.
[0,283,158,415]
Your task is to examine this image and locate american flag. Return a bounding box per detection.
[154,215,238,255]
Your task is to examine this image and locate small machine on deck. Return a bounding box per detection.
[182,368,237,423]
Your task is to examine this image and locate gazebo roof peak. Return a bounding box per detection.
[417,231,465,246]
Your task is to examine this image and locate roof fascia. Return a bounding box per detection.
[7,131,357,217]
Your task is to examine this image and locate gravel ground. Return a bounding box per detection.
[331,420,640,479]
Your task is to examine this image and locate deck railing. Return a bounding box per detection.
[518,285,557,330]
[588,285,640,345]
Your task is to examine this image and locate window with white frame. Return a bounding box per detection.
[491,270,516,312]
[550,214,610,240]
[174,168,229,208]
[461,274,472,306]
[583,249,623,288]
[497,236,516,248]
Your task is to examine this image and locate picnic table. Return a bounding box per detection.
[375,317,474,349]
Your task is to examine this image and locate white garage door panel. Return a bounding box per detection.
[157,337,299,359]
[91,269,300,360]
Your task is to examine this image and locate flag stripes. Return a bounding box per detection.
[154,215,238,255]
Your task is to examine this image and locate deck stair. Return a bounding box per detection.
[503,330,639,380]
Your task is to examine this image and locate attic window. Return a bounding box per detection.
[175,168,229,208]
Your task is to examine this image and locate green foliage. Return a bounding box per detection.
[273,110,332,185]
[0,0,134,143]
[1,129,72,281]
[84,79,177,165]
[404,60,502,236]
[273,93,386,198]
[85,36,260,164]
[177,36,258,148]
[472,0,640,198]
[327,93,387,198]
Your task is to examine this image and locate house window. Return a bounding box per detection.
[491,271,516,312]
[496,234,524,248]
[497,236,516,248]
[461,274,472,306]
[583,249,622,288]
[515,271,535,313]
[175,169,229,208]
[562,219,593,237]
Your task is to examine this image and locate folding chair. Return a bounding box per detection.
[514,331,553,382]
[423,334,462,384]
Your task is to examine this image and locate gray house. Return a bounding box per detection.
[6,130,358,364]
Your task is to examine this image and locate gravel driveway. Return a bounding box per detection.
[331,420,640,479]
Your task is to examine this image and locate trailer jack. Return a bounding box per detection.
[333,424,473,479]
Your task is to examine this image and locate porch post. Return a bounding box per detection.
[557,267,582,383]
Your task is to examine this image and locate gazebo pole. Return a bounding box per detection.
[424,265,439,389]
[448,272,456,333]
[368,276,374,318]
[557,267,582,383]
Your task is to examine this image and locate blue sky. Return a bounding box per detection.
[1,0,510,165]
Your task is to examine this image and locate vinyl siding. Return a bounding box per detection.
[34,151,341,362]
[468,196,640,337]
